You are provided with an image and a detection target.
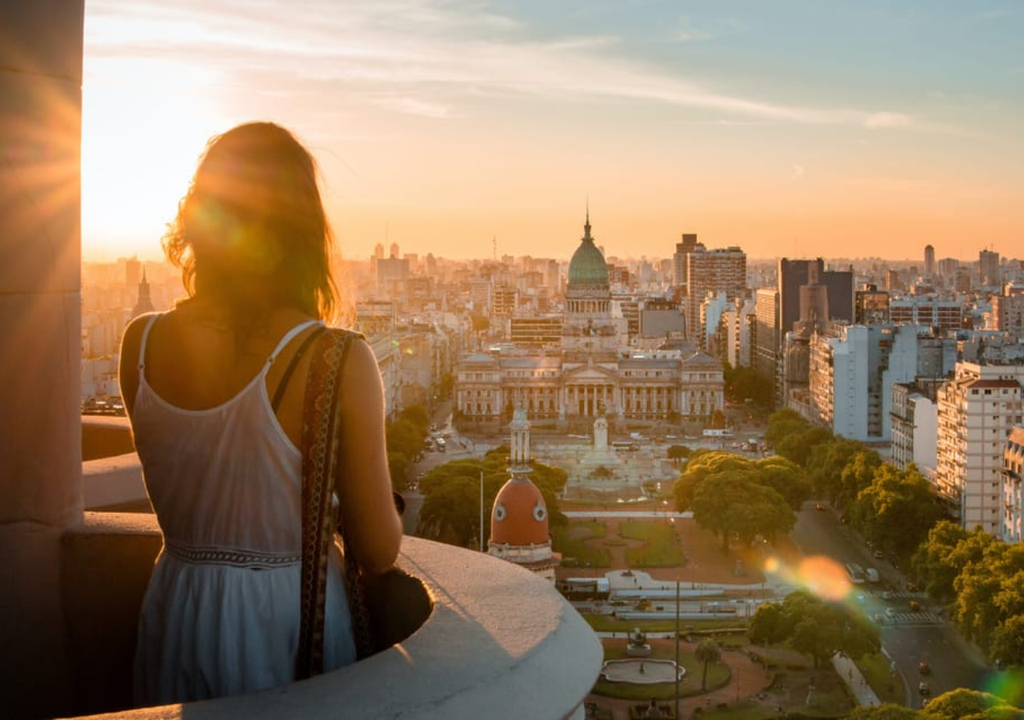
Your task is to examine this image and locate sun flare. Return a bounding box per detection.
[82,57,225,259]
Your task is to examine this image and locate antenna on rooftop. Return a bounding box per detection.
[493,235,497,262]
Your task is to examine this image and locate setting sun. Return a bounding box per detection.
[82,56,224,259]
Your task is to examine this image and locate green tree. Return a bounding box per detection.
[924,688,1017,720]
[764,409,809,447]
[771,590,879,668]
[990,615,1024,669]
[849,464,945,560]
[954,538,1009,651]
[692,474,794,549]
[723,362,774,408]
[748,603,787,648]
[397,404,430,432]
[755,455,812,510]
[836,449,882,509]
[385,409,431,490]
[806,436,863,502]
[672,451,751,511]
[694,638,721,691]
[994,568,1024,622]
[846,704,921,720]
[386,451,411,492]
[666,445,690,465]
[911,520,969,602]
[775,425,834,468]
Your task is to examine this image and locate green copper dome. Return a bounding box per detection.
[567,212,608,287]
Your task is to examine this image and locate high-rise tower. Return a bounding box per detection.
[686,244,746,342]
[672,233,697,288]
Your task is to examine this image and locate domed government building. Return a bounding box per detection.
[455,212,724,434]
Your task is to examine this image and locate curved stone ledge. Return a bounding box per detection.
[82,416,134,461]
[63,522,601,720]
[82,454,146,510]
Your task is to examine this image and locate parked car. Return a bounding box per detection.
[918,661,931,675]
[918,681,930,696]
[873,549,885,559]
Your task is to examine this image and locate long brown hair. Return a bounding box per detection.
[163,122,339,324]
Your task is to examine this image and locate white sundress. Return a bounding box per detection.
[131,315,357,706]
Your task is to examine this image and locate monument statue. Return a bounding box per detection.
[594,416,608,452]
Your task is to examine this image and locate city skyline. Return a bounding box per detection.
[82,1,1023,262]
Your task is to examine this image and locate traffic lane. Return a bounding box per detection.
[792,502,882,576]
[792,502,989,703]
[882,624,990,706]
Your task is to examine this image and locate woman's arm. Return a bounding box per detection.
[335,337,403,575]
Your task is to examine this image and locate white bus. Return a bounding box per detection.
[611,440,639,452]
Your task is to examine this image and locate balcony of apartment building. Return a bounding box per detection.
[0,5,601,719]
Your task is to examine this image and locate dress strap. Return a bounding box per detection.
[137,313,164,370]
[266,319,324,366]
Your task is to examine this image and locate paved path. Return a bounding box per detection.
[564,510,693,519]
[832,653,881,706]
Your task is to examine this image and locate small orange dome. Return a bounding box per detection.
[490,477,549,546]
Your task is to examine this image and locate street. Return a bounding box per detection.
[791,501,990,706]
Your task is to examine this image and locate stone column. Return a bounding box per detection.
[0,2,85,716]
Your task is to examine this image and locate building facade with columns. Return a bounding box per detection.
[455,215,724,430]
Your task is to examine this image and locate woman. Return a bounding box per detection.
[119,122,402,705]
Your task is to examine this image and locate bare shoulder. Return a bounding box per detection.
[122,311,160,347]
[119,312,163,413]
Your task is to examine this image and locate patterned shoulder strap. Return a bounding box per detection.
[295,329,365,679]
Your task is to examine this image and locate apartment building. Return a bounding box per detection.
[809,325,953,442]
[1003,427,1024,543]
[936,363,1024,536]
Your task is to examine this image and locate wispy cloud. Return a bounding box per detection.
[85,0,923,130]
[674,16,740,43]
[863,112,914,129]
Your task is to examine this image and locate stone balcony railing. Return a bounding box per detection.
[67,420,602,720]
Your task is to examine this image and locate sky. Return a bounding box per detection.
[81,0,1024,264]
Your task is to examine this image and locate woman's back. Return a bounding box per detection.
[127,309,362,704]
[129,309,319,553]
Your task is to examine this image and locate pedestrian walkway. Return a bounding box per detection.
[832,653,881,707]
[873,590,923,601]
[879,612,942,627]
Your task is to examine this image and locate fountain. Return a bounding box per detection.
[600,658,685,685]
[627,627,652,658]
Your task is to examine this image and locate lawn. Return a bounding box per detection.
[856,651,905,705]
[621,520,684,567]
[552,521,611,568]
